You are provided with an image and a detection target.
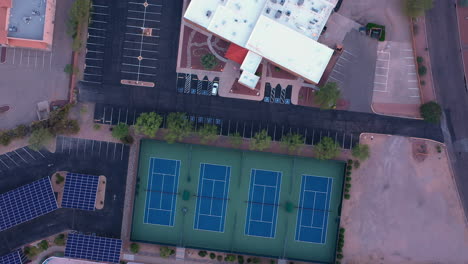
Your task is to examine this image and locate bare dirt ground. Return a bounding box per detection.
[341,134,468,264]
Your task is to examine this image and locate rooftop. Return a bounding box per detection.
[7,0,46,40]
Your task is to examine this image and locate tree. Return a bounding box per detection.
[29,128,53,151]
[54,234,66,246]
[420,101,442,123]
[200,54,218,70]
[281,133,304,153]
[130,243,140,254]
[67,0,92,50]
[112,123,129,139]
[37,240,49,251]
[315,82,340,109]
[404,0,433,18]
[198,124,218,143]
[165,112,192,143]
[250,130,271,151]
[134,112,163,137]
[229,132,243,147]
[314,137,340,160]
[352,144,370,161]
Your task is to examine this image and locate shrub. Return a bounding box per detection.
[225,254,236,262]
[0,132,12,146]
[418,65,427,76]
[346,170,351,176]
[281,132,304,153]
[238,255,244,264]
[29,128,53,151]
[417,56,424,64]
[250,130,272,151]
[344,194,351,200]
[217,255,223,261]
[55,173,65,184]
[347,159,353,165]
[420,101,442,123]
[352,144,370,161]
[13,125,30,138]
[64,64,79,75]
[344,188,350,193]
[339,227,345,234]
[93,124,101,130]
[198,124,219,143]
[160,246,175,258]
[121,135,134,145]
[165,112,192,143]
[436,145,442,153]
[229,132,243,147]
[201,54,218,70]
[345,177,351,182]
[346,183,352,188]
[336,253,343,259]
[38,240,49,251]
[63,119,80,134]
[315,82,340,109]
[24,246,40,258]
[210,253,216,259]
[198,251,207,257]
[54,234,66,246]
[134,112,163,137]
[130,243,139,254]
[314,137,340,160]
[346,165,352,170]
[353,160,361,169]
[112,123,129,139]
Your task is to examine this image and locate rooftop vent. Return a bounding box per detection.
[206,10,212,17]
[297,0,304,6]
[275,10,282,19]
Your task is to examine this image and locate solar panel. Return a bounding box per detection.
[62,173,99,211]
[0,249,26,264]
[65,233,122,263]
[0,177,58,231]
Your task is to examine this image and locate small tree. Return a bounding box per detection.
[351,144,370,161]
[229,132,243,147]
[404,0,433,18]
[250,130,272,151]
[418,65,427,76]
[315,82,340,109]
[200,54,218,70]
[420,101,442,123]
[112,123,129,139]
[64,64,79,75]
[29,128,53,151]
[130,243,139,254]
[54,234,66,246]
[24,246,40,258]
[281,133,304,153]
[134,112,163,137]
[198,124,219,143]
[314,137,340,160]
[165,112,192,143]
[37,240,49,251]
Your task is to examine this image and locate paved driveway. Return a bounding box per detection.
[0,0,74,130]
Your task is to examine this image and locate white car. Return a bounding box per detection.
[211,82,219,96]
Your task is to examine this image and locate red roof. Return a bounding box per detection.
[224,43,249,65]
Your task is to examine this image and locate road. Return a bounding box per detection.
[426,0,468,217]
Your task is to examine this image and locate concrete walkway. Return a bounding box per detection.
[31,246,65,264]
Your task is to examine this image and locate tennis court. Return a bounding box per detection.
[295,175,333,244]
[132,141,345,263]
[143,157,180,226]
[245,169,282,238]
[194,163,231,232]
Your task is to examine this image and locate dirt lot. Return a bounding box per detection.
[341,134,468,264]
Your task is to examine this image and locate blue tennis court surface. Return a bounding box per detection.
[144,158,180,226]
[194,163,231,232]
[245,169,282,238]
[295,175,333,244]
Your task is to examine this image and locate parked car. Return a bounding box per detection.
[211,82,219,96]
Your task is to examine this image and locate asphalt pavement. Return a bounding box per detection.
[426,0,468,217]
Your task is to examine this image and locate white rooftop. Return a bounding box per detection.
[184,0,336,84]
[239,70,261,89]
[247,15,333,83]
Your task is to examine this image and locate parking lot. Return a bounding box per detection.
[263,83,292,104]
[56,136,129,161]
[176,73,219,96]
[120,0,162,85]
[93,104,359,149]
[82,0,110,85]
[0,0,74,130]
[0,147,50,175]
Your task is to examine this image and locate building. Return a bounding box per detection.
[0,0,56,50]
[184,0,337,88]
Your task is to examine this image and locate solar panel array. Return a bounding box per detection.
[0,177,58,231]
[65,233,122,263]
[62,173,99,211]
[0,249,26,264]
